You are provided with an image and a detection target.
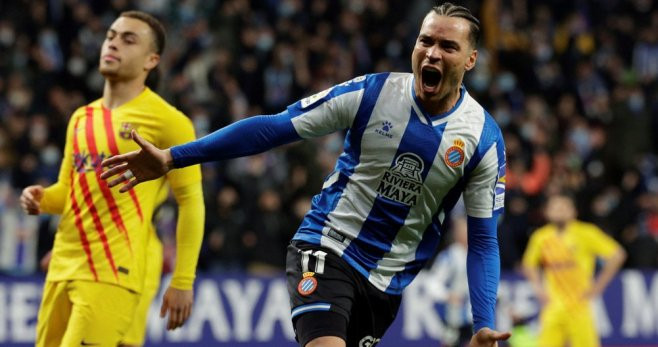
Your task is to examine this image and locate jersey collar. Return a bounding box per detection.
[409,78,467,125]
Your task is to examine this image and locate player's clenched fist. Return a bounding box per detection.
[20,185,44,215]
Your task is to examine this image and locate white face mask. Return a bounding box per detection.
[628,91,645,113]
[41,145,61,166]
[0,25,15,46]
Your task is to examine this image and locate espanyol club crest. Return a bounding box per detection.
[297,272,318,296]
[444,139,465,168]
[119,122,133,140]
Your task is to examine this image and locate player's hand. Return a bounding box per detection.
[469,327,511,347]
[582,286,602,300]
[20,185,44,215]
[160,286,193,330]
[536,289,550,306]
[40,250,53,272]
[100,130,173,192]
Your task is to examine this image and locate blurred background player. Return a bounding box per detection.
[427,216,473,347]
[19,11,204,346]
[522,193,626,347]
[101,3,511,346]
[122,182,167,347]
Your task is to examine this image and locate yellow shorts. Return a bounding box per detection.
[121,237,163,346]
[36,280,139,347]
[539,303,599,347]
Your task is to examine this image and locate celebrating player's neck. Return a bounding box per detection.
[102,77,146,109]
[418,86,461,115]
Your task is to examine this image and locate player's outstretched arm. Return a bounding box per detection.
[100,130,173,192]
[469,327,511,347]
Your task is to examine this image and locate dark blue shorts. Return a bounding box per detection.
[286,241,401,346]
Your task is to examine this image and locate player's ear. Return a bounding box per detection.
[464,49,477,71]
[144,53,160,71]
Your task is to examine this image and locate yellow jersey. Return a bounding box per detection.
[522,220,620,306]
[41,88,202,293]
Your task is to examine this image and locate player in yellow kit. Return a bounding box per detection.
[19,11,204,346]
[522,194,626,347]
[122,190,166,347]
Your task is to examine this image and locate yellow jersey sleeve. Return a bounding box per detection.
[581,223,619,258]
[41,111,78,214]
[522,228,544,269]
[169,183,205,290]
[159,110,204,290]
[160,112,202,189]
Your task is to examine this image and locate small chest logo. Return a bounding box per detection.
[119,122,133,140]
[375,121,394,138]
[444,139,465,168]
[297,272,318,296]
[376,152,424,206]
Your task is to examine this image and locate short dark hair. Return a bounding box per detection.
[430,2,480,47]
[120,11,165,90]
[120,10,166,55]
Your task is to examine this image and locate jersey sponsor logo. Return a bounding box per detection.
[375,121,394,138]
[297,272,318,296]
[74,151,107,173]
[444,139,465,168]
[376,152,424,206]
[358,335,381,347]
[119,122,133,139]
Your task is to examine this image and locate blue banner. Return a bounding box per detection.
[0,270,657,346]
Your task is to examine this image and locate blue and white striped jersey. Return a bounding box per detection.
[288,72,506,294]
[170,71,506,329]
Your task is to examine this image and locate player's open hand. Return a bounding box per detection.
[160,286,194,330]
[469,327,511,347]
[20,185,44,215]
[100,130,173,192]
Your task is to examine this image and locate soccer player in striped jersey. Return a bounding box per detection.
[19,11,204,347]
[102,3,510,346]
[523,194,626,347]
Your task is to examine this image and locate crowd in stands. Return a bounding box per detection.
[0,0,656,275]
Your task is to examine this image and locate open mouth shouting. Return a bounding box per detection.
[421,66,442,94]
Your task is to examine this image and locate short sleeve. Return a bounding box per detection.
[464,135,506,218]
[582,224,620,258]
[522,230,543,268]
[288,75,369,138]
